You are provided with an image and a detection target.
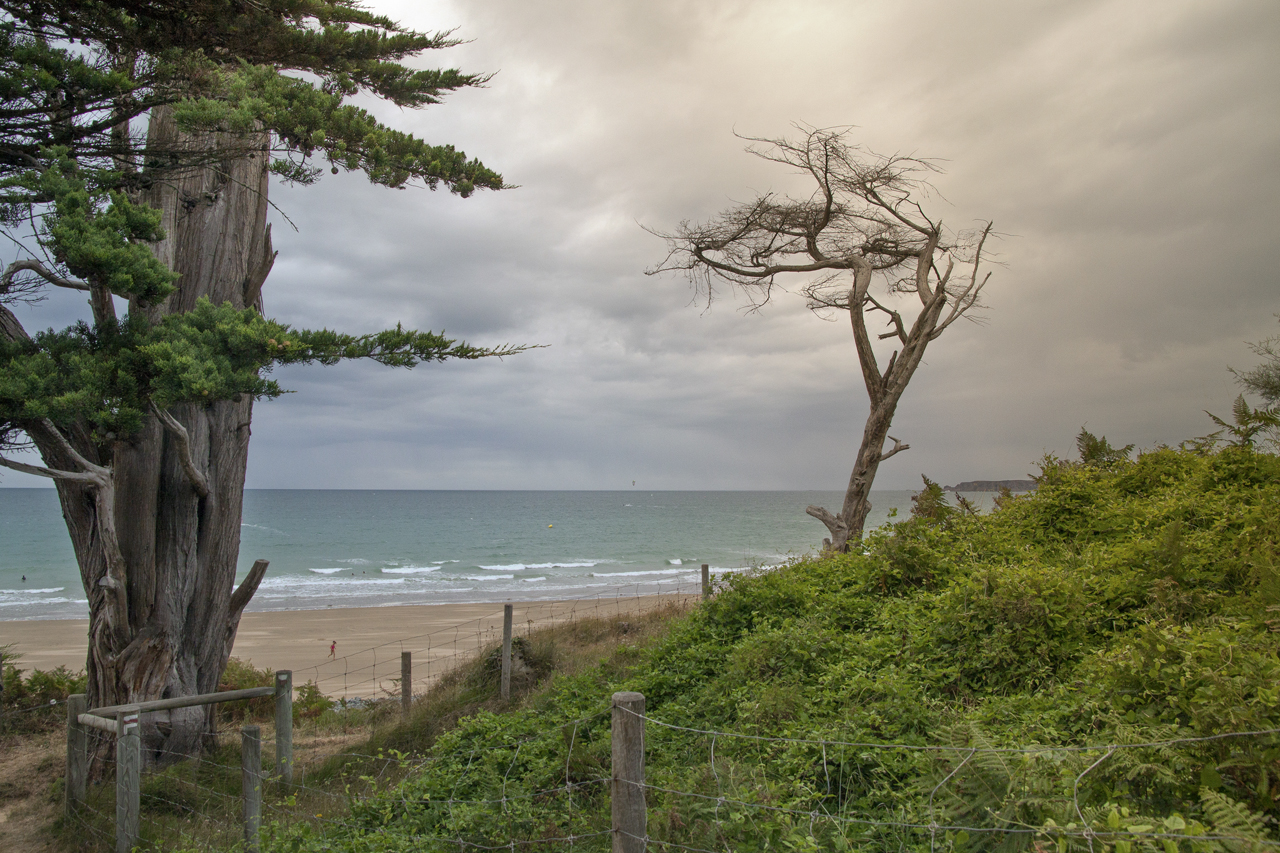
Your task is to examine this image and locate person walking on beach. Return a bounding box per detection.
[328,640,336,660]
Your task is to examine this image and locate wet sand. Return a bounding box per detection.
[1,594,691,698]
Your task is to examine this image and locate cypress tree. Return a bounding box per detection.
[0,1,513,762]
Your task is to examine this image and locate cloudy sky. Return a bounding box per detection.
[6,0,1279,491]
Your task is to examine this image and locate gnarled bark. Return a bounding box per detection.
[32,106,275,764]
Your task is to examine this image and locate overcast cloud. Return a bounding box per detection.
[6,0,1279,491]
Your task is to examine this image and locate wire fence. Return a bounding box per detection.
[281,577,706,701]
[62,693,1280,853]
[54,579,1280,853]
[58,582,702,851]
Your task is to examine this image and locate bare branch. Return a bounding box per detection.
[0,258,90,293]
[38,418,108,478]
[229,559,269,620]
[151,404,211,498]
[0,454,101,483]
[878,435,910,462]
[933,221,994,337]
[865,292,908,344]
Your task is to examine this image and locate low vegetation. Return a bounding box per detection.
[256,441,1280,853]
[20,604,687,852]
[9,438,1280,853]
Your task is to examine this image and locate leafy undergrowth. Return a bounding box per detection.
[264,445,1280,853]
[51,603,690,853]
[1,657,86,737]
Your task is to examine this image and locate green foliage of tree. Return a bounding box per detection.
[0,3,516,462]
[262,444,1280,853]
[0,0,523,758]
[1,297,514,443]
[0,1,504,195]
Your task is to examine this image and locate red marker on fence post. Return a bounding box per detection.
[116,706,140,853]
[274,671,293,784]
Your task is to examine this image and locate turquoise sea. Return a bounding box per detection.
[0,488,1000,620]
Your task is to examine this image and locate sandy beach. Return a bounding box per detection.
[1,594,691,699]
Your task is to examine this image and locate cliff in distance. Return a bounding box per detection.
[944,479,1037,492]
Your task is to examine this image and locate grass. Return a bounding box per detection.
[45,597,693,852]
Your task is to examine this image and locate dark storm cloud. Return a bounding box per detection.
[4,0,1277,491]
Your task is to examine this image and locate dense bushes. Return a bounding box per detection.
[266,445,1280,853]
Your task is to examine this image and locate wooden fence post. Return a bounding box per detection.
[401,651,412,716]
[701,564,710,600]
[274,670,292,784]
[116,706,141,853]
[611,691,646,853]
[501,603,513,700]
[65,693,87,817]
[242,725,262,853]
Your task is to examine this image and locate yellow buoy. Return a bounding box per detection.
[548,524,553,528]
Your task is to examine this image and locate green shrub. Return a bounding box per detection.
[294,680,331,722]
[217,657,274,722]
[262,444,1280,853]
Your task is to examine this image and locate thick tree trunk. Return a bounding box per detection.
[38,106,274,764]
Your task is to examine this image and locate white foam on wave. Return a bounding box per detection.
[335,558,371,565]
[381,566,439,575]
[262,576,406,588]
[432,560,459,565]
[308,568,343,575]
[241,523,288,535]
[0,587,65,595]
[253,576,409,600]
[0,596,86,607]
[464,574,513,581]
[590,568,687,578]
[666,559,683,566]
[523,576,547,583]
[477,559,610,572]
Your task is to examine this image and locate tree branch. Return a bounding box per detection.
[877,435,910,462]
[229,559,269,620]
[151,404,210,498]
[223,558,269,664]
[846,264,884,407]
[866,292,907,343]
[805,503,844,535]
[0,454,102,483]
[933,222,993,337]
[38,418,107,478]
[0,258,90,293]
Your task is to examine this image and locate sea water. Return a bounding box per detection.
[0,488,999,620]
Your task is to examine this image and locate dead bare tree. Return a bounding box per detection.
[650,127,994,552]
